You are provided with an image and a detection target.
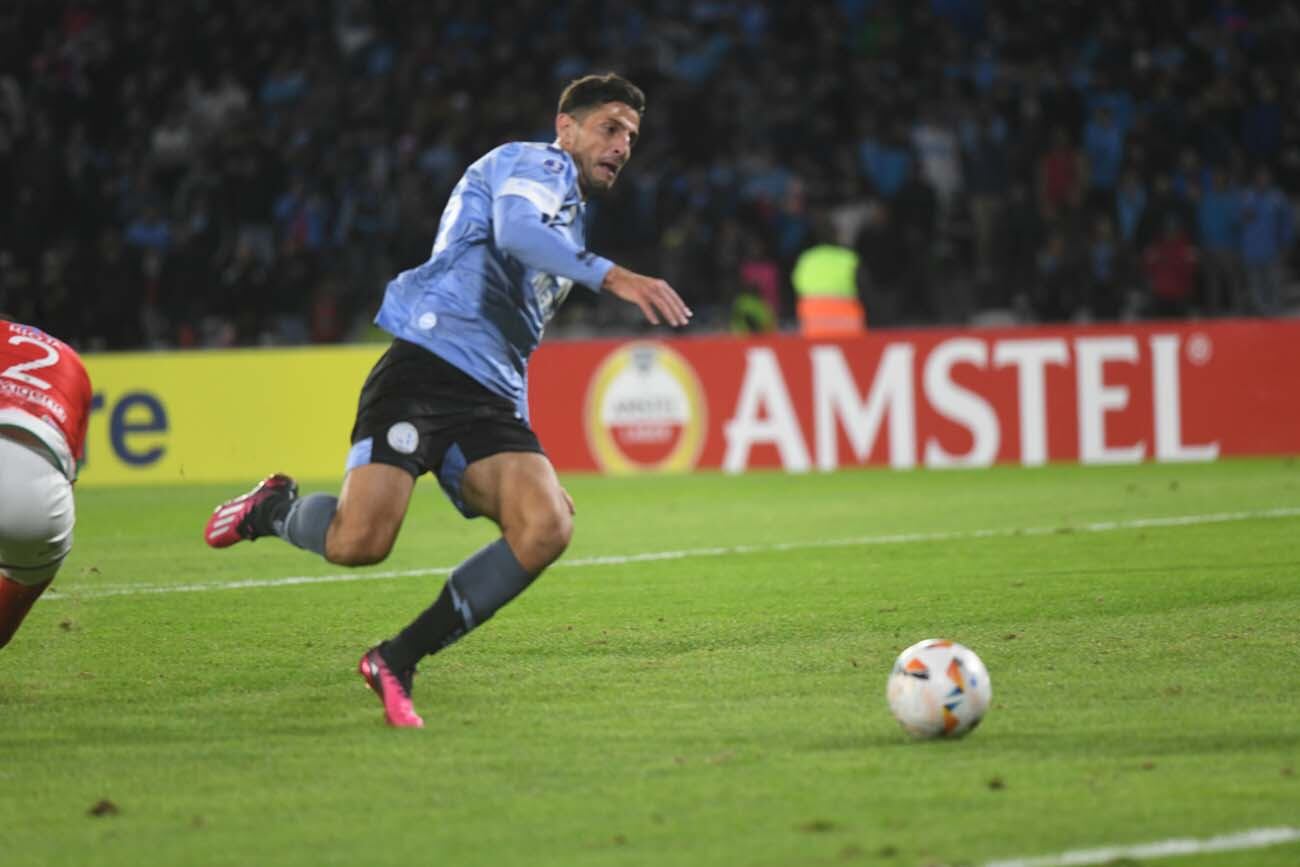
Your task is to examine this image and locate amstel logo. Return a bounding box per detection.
[583,342,706,473]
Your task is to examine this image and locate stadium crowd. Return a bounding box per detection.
[1,0,1298,349]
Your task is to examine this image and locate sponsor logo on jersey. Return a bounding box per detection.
[583,342,705,473]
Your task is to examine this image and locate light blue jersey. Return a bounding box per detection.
[375,142,614,418]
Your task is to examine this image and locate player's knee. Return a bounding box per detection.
[513,503,572,569]
[325,524,396,567]
[328,539,392,567]
[549,510,574,560]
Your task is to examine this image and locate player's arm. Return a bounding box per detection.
[492,194,613,289]
[493,185,692,328]
[598,264,692,328]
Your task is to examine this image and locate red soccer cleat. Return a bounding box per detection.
[203,474,298,548]
[358,646,424,729]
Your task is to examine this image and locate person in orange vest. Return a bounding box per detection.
[792,216,866,336]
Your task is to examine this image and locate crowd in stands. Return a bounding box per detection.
[1,0,1297,349]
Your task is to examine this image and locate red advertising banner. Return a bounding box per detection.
[528,319,1300,473]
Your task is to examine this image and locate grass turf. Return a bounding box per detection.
[2,459,1298,867]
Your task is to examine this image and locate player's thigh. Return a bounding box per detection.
[460,451,568,530]
[0,438,74,585]
[334,462,415,543]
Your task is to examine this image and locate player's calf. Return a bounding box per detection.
[322,509,400,566]
[503,499,573,575]
[0,576,53,650]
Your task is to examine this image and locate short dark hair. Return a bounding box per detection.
[557,73,645,118]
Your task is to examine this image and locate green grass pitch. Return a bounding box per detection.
[2,459,1298,867]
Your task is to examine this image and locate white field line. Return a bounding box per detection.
[985,825,1300,867]
[43,506,1300,603]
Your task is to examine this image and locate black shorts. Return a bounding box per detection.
[347,339,543,517]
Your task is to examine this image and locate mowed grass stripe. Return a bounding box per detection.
[42,505,1300,601]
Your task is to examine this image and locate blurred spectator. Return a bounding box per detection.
[1082,107,1124,217]
[269,238,318,345]
[1037,127,1083,221]
[964,109,1009,286]
[219,236,273,343]
[999,181,1044,312]
[893,160,940,323]
[912,104,963,216]
[856,204,906,326]
[90,230,143,350]
[1138,172,1196,251]
[1241,76,1281,162]
[1238,166,1295,314]
[1115,168,1148,249]
[1143,217,1200,318]
[1194,168,1243,314]
[827,174,877,252]
[1033,229,1079,322]
[1172,147,1212,200]
[858,119,912,201]
[124,205,172,253]
[1085,216,1123,320]
[737,231,781,325]
[791,213,864,337]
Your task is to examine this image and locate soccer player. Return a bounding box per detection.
[204,73,690,727]
[0,320,93,650]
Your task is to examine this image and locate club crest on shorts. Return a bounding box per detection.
[387,421,419,455]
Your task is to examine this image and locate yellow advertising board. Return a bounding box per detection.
[81,345,384,487]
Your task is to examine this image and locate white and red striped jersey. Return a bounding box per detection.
[0,321,92,479]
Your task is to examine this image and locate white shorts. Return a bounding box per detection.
[0,436,75,585]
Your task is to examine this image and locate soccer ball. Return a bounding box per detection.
[886,639,991,738]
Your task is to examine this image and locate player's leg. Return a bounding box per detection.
[312,463,414,566]
[0,576,54,649]
[376,450,572,677]
[205,340,424,564]
[460,450,574,575]
[0,436,74,650]
[205,464,415,566]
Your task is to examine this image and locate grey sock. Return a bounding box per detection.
[274,493,338,556]
[381,538,536,672]
[450,538,535,627]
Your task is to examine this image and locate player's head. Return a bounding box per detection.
[555,73,645,196]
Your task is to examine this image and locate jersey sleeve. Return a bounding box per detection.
[493,145,575,219]
[490,147,614,290]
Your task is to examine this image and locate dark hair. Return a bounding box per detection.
[557,73,645,118]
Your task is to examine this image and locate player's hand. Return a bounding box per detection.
[602,265,693,327]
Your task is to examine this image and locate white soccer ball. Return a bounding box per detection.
[886,639,992,738]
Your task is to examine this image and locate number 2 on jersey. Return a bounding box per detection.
[2,335,60,390]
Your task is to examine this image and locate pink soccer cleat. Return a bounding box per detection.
[203,474,298,548]
[358,646,424,728]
